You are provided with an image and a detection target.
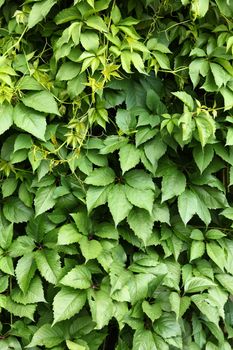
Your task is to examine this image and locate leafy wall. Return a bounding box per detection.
[0,0,233,349]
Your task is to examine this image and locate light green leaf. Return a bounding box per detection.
[26,323,64,348]
[190,241,205,261]
[226,127,233,146]
[172,91,194,111]
[205,229,226,240]
[210,63,229,88]
[0,103,13,135]
[124,185,154,214]
[0,223,13,249]
[85,167,115,186]
[85,16,108,32]
[53,287,86,324]
[215,273,233,294]
[124,169,154,190]
[152,202,170,224]
[195,114,216,148]
[206,242,226,271]
[13,103,47,140]
[56,62,81,81]
[0,295,36,320]
[80,32,99,51]
[184,277,216,293]
[220,86,233,111]
[178,189,198,225]
[86,184,113,212]
[127,208,154,245]
[99,136,128,154]
[133,329,157,350]
[22,91,60,115]
[191,294,219,325]
[57,224,82,245]
[108,184,132,226]
[193,145,214,173]
[3,197,33,223]
[60,265,92,289]
[191,0,209,17]
[34,185,56,216]
[79,236,102,261]
[66,340,86,350]
[88,289,113,329]
[28,0,57,28]
[2,177,17,198]
[35,249,61,284]
[15,254,36,293]
[154,313,181,338]
[0,256,14,275]
[161,169,186,202]
[119,144,140,174]
[142,301,162,322]
[11,275,45,305]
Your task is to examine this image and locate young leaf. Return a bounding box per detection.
[53,287,86,324]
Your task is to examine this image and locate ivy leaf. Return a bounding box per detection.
[161,169,186,202]
[15,253,36,293]
[86,184,113,213]
[60,265,92,289]
[127,208,154,245]
[184,277,216,293]
[85,16,108,33]
[193,145,214,173]
[108,184,132,226]
[84,167,115,186]
[215,273,233,294]
[53,287,86,324]
[124,185,154,214]
[0,223,13,250]
[34,185,56,217]
[79,236,102,261]
[190,241,205,261]
[11,275,46,305]
[178,189,198,225]
[0,295,36,320]
[26,323,64,348]
[22,91,60,115]
[88,289,113,329]
[13,103,47,140]
[142,300,162,322]
[57,223,82,245]
[133,330,157,350]
[3,197,33,223]
[35,249,61,284]
[119,144,140,174]
[206,242,226,271]
[172,91,194,111]
[0,103,13,135]
[0,256,14,275]
[124,169,154,190]
[28,0,57,28]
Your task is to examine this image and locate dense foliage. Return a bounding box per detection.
[0,0,233,349]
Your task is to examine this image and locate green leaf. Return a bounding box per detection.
[66,340,86,350]
[191,0,209,17]
[108,184,132,226]
[88,289,113,329]
[34,185,56,217]
[0,256,14,275]
[99,136,128,154]
[172,91,194,111]
[133,329,157,350]
[11,275,45,305]
[206,242,226,270]
[161,169,186,202]
[184,277,216,293]
[28,0,56,28]
[0,103,13,135]
[3,197,33,223]
[135,127,157,147]
[178,189,198,225]
[85,167,115,186]
[26,323,64,348]
[85,16,108,33]
[190,241,205,261]
[124,185,154,214]
[13,103,47,140]
[205,229,226,240]
[57,224,82,245]
[79,236,102,261]
[15,254,36,293]
[86,184,113,212]
[0,295,36,320]
[220,86,233,111]
[35,249,61,284]
[226,127,233,146]
[53,287,86,324]
[195,114,216,148]
[22,91,60,115]
[142,300,162,322]
[60,265,92,289]
[56,62,81,81]
[191,294,219,325]
[154,313,181,338]
[80,32,99,51]
[215,273,233,294]
[193,145,214,173]
[119,144,140,174]
[124,169,154,190]
[2,177,17,198]
[0,223,13,249]
[127,208,154,245]
[152,202,170,224]
[210,63,229,88]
